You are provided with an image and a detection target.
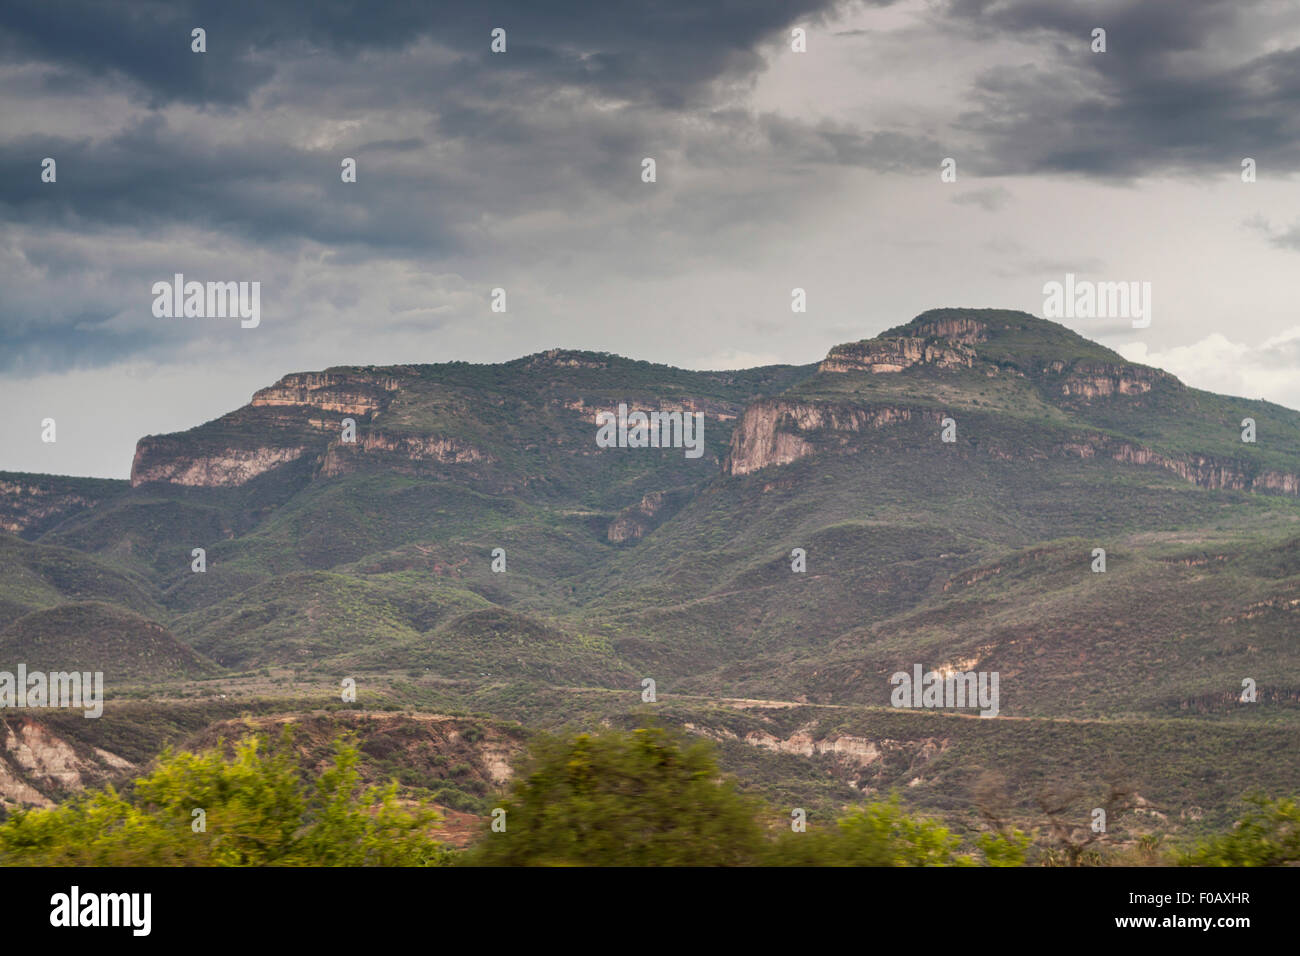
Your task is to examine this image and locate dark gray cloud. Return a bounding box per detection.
[0,0,852,107]
[4,0,1300,478]
[1,0,880,377]
[944,0,1300,178]
[2,1,910,264]
[0,115,462,251]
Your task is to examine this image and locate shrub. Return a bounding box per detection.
[0,731,450,867]
[1179,794,1300,866]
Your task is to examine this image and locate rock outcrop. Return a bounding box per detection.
[321,430,494,478]
[1060,437,1300,495]
[1052,361,1171,400]
[819,315,987,375]
[132,439,308,487]
[131,369,409,488]
[250,371,399,416]
[820,337,975,374]
[908,315,989,344]
[607,488,691,543]
[726,398,1300,499]
[726,400,939,475]
[0,717,135,810]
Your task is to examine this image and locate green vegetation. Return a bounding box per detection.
[1178,794,1300,866]
[465,725,767,866]
[4,725,1290,867]
[3,308,1300,840]
[0,730,449,866]
[767,797,982,866]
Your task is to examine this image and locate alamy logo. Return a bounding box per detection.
[595,403,704,459]
[151,273,261,328]
[890,664,999,718]
[1042,273,1151,328]
[0,665,103,718]
[50,886,151,936]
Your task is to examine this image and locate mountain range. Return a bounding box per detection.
[3,307,1298,838]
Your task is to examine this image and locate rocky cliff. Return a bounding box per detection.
[250,371,400,416]
[726,400,937,476]
[99,311,1300,515]
[131,439,310,487]
[130,369,409,488]
[1052,361,1173,400]
[0,717,135,810]
[725,395,1300,496]
[820,337,975,374]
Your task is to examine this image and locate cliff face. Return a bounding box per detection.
[124,353,750,492]
[130,369,406,488]
[819,315,989,375]
[0,717,134,810]
[320,430,494,479]
[719,309,1288,496]
[820,317,1173,405]
[1062,439,1300,495]
[131,440,309,487]
[909,315,990,344]
[106,312,1300,509]
[250,371,399,416]
[726,401,939,476]
[1053,361,1171,400]
[726,396,1300,498]
[820,337,975,374]
[608,491,665,543]
[133,427,496,488]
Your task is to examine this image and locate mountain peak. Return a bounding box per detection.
[823,307,1161,383]
[518,348,616,370]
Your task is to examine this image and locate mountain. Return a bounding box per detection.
[2,308,1298,833]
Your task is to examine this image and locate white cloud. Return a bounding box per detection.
[1119,330,1300,411]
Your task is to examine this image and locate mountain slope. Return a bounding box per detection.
[2,307,1298,823]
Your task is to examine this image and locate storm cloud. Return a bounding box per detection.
[3,0,1300,476]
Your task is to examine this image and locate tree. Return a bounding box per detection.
[972,768,1139,867]
[1179,794,1300,866]
[464,725,766,866]
[467,724,985,867]
[768,797,975,866]
[1034,776,1139,866]
[0,730,449,867]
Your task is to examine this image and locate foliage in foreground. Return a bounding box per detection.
[1178,794,1300,866]
[462,725,1025,867]
[2,724,1296,867]
[465,726,767,865]
[0,730,449,866]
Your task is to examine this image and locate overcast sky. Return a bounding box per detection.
[4,0,1300,478]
